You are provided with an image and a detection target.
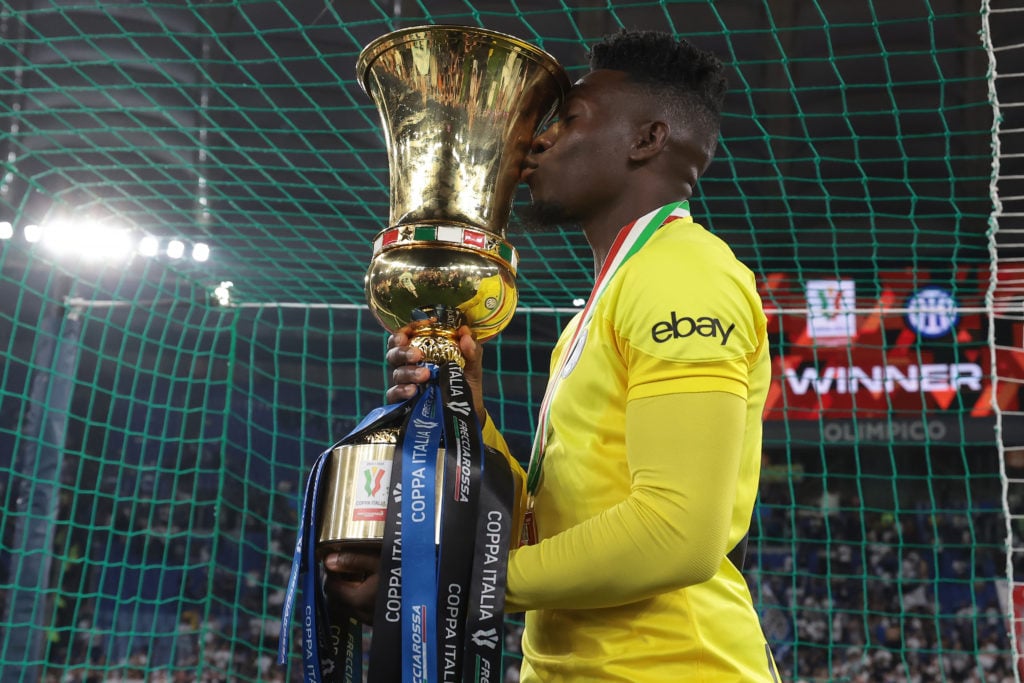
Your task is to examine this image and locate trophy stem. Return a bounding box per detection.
[410,331,465,367]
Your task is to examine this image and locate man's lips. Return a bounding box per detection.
[520,161,538,183]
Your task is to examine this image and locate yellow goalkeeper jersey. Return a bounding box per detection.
[504,215,779,682]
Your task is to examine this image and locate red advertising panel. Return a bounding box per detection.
[760,266,1024,429]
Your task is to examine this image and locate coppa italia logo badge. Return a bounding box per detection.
[352,460,391,522]
[364,466,386,497]
[805,279,857,343]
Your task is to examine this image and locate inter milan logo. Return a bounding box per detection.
[905,287,958,338]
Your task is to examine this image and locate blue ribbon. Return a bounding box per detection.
[304,452,331,681]
[275,448,331,682]
[345,402,409,440]
[279,463,312,667]
[279,400,411,679]
[401,377,442,683]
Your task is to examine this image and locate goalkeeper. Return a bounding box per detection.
[325,28,780,682]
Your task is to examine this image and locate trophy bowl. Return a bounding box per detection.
[359,24,569,362]
[365,239,518,361]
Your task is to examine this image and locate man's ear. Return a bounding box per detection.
[629,120,670,162]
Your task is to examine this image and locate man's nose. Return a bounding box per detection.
[530,128,555,154]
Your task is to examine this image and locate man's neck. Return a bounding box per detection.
[582,196,688,277]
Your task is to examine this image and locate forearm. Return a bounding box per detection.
[505,391,745,612]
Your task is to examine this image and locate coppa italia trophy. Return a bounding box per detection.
[279,25,568,683]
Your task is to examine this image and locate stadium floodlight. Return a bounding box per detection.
[24,224,42,242]
[192,242,210,262]
[0,221,12,239]
[213,280,233,306]
[40,220,132,262]
[166,239,185,259]
[138,235,159,257]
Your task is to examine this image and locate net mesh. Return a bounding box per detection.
[0,1,1020,681]
[987,0,1024,677]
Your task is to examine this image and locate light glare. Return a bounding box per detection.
[213,280,233,306]
[167,239,185,259]
[139,235,159,257]
[24,224,42,242]
[0,221,12,239]
[41,220,131,261]
[192,242,210,262]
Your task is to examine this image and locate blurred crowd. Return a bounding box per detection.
[7,457,1017,683]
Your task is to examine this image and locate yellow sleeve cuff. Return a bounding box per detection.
[627,353,750,402]
[481,411,510,453]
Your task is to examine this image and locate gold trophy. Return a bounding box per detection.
[318,25,569,554]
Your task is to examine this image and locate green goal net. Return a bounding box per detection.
[1,1,1021,681]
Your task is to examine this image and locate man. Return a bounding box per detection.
[325,29,779,681]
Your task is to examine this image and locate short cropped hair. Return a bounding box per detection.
[588,29,728,147]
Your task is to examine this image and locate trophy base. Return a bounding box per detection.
[316,425,527,555]
[317,428,444,550]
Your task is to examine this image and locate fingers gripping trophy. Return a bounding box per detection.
[279,26,569,683]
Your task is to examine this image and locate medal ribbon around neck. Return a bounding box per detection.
[524,200,691,497]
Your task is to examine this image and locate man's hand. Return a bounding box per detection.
[385,323,486,416]
[321,546,381,625]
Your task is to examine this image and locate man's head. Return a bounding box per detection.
[519,29,728,233]
[588,29,727,165]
